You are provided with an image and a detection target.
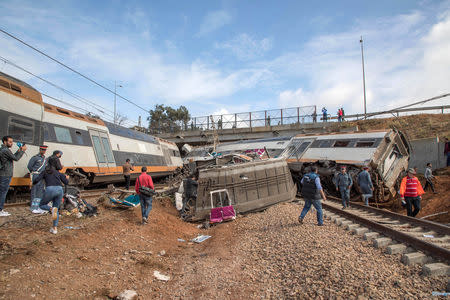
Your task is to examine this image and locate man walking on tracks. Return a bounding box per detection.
[357,166,374,206]
[135,166,154,224]
[27,145,48,213]
[400,168,424,217]
[298,166,327,226]
[334,166,353,209]
[0,136,27,216]
[122,159,134,190]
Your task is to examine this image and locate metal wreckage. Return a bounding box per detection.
[179,129,410,221]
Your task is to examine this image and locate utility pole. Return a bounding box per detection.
[360,36,367,119]
[114,81,122,124]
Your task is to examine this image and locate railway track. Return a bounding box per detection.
[315,197,450,276]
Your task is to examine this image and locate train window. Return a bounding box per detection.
[10,84,21,93]
[92,136,106,163]
[296,141,311,154]
[8,117,34,143]
[56,108,70,115]
[0,79,10,89]
[356,140,375,147]
[74,131,84,145]
[101,137,115,163]
[333,140,350,147]
[54,126,72,143]
[73,113,85,119]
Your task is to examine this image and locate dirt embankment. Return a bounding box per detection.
[1,198,448,299]
[340,113,450,140]
[415,169,450,224]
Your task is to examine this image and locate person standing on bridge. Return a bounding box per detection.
[357,166,374,206]
[399,168,424,217]
[334,166,353,209]
[322,107,327,122]
[298,166,327,226]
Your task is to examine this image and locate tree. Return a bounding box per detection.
[147,104,191,133]
[116,113,127,126]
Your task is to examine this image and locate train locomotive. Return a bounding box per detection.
[0,71,182,199]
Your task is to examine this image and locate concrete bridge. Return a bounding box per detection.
[157,122,357,147]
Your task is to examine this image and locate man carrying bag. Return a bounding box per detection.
[135,166,155,224]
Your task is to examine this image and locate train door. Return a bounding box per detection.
[89,129,116,168]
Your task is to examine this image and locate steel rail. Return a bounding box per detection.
[320,198,450,263]
[327,195,450,234]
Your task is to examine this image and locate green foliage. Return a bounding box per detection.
[147,104,191,133]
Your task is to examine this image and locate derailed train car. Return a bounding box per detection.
[282,129,410,205]
[186,129,410,207]
[181,158,296,221]
[0,71,182,197]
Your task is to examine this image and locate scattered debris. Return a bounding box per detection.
[64,226,81,230]
[423,234,434,238]
[191,235,211,243]
[159,250,166,256]
[116,289,138,300]
[9,269,20,275]
[177,238,185,242]
[153,270,170,281]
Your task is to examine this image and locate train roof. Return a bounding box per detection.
[0,71,43,104]
[293,130,389,140]
[0,71,39,92]
[219,136,292,146]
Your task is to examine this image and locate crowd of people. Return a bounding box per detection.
[0,133,445,232]
[297,162,440,225]
[0,135,155,234]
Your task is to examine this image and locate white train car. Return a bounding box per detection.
[0,71,182,194]
[216,136,292,158]
[285,130,410,204]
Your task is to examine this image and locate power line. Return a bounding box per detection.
[0,55,113,117]
[0,28,149,112]
[0,56,139,126]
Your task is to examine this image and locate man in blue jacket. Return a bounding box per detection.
[334,166,353,209]
[357,166,374,206]
[298,166,327,226]
[27,145,48,213]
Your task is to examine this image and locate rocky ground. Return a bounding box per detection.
[0,198,448,299]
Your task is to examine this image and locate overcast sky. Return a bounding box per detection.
[1,0,449,127]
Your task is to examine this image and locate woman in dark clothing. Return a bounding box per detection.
[33,151,68,234]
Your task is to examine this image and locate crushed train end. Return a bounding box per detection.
[180,158,296,221]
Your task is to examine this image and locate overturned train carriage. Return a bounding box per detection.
[181,158,297,221]
[285,129,410,205]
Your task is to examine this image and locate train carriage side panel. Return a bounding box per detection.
[0,73,45,186]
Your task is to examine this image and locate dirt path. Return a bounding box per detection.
[0,199,448,299]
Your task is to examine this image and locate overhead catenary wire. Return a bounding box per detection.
[0,28,149,113]
[0,55,112,116]
[0,55,138,126]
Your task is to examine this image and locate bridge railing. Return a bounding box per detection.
[189,106,317,131]
[149,104,450,134]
